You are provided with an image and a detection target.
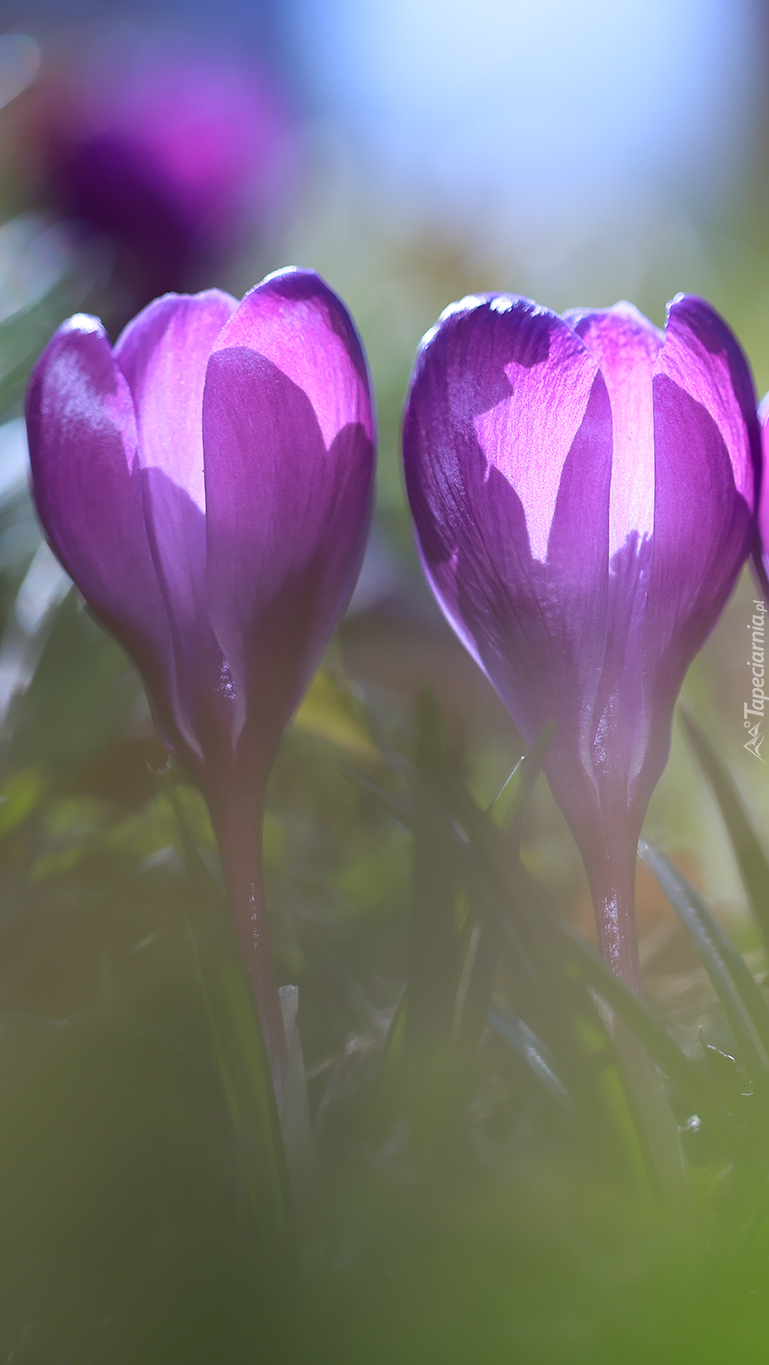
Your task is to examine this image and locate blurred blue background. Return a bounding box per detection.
[2,0,765,300]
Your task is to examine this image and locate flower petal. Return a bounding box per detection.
[564,302,662,558]
[657,294,759,506]
[208,267,374,449]
[404,292,610,646]
[403,293,615,806]
[431,295,601,565]
[635,374,754,786]
[203,274,375,749]
[644,297,757,712]
[115,290,237,753]
[25,313,180,745]
[115,289,237,508]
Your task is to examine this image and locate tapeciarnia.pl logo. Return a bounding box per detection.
[745,599,767,761]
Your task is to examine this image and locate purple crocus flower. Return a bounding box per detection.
[404,293,758,990]
[26,267,375,1100]
[35,30,296,302]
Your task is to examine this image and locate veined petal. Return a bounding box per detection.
[638,297,757,766]
[203,274,375,744]
[657,294,758,506]
[115,289,237,509]
[564,303,662,558]
[404,293,614,796]
[115,290,237,754]
[408,294,602,568]
[641,373,754,730]
[208,267,374,449]
[25,314,179,742]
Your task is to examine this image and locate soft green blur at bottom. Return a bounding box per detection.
[0,1006,761,1365]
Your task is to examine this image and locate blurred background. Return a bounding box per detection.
[0,0,765,1358]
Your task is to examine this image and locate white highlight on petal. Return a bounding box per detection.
[422,294,525,355]
[261,266,303,285]
[568,303,661,557]
[437,294,489,324]
[419,322,441,352]
[65,314,104,336]
[473,342,596,563]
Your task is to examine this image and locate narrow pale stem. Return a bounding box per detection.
[587,844,641,994]
[208,793,288,1112]
[586,842,688,1204]
[587,840,688,1206]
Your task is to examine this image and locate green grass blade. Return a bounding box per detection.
[194,944,291,1247]
[487,1004,573,1110]
[681,708,769,959]
[455,922,498,1052]
[340,763,414,829]
[485,721,555,832]
[639,839,769,1082]
[168,785,291,1247]
[554,920,740,1155]
[446,791,658,1183]
[404,688,464,1052]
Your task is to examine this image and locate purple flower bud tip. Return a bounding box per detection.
[26,270,375,1089]
[33,30,297,298]
[404,292,758,989]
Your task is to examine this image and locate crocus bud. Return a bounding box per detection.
[32,29,296,302]
[404,293,758,990]
[26,267,375,1098]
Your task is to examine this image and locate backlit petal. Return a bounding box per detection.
[25,314,180,743]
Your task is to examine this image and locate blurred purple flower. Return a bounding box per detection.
[26,267,375,1097]
[404,293,758,989]
[34,29,296,302]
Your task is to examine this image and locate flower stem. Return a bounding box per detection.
[587,843,689,1206]
[208,793,288,1113]
[587,845,642,994]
